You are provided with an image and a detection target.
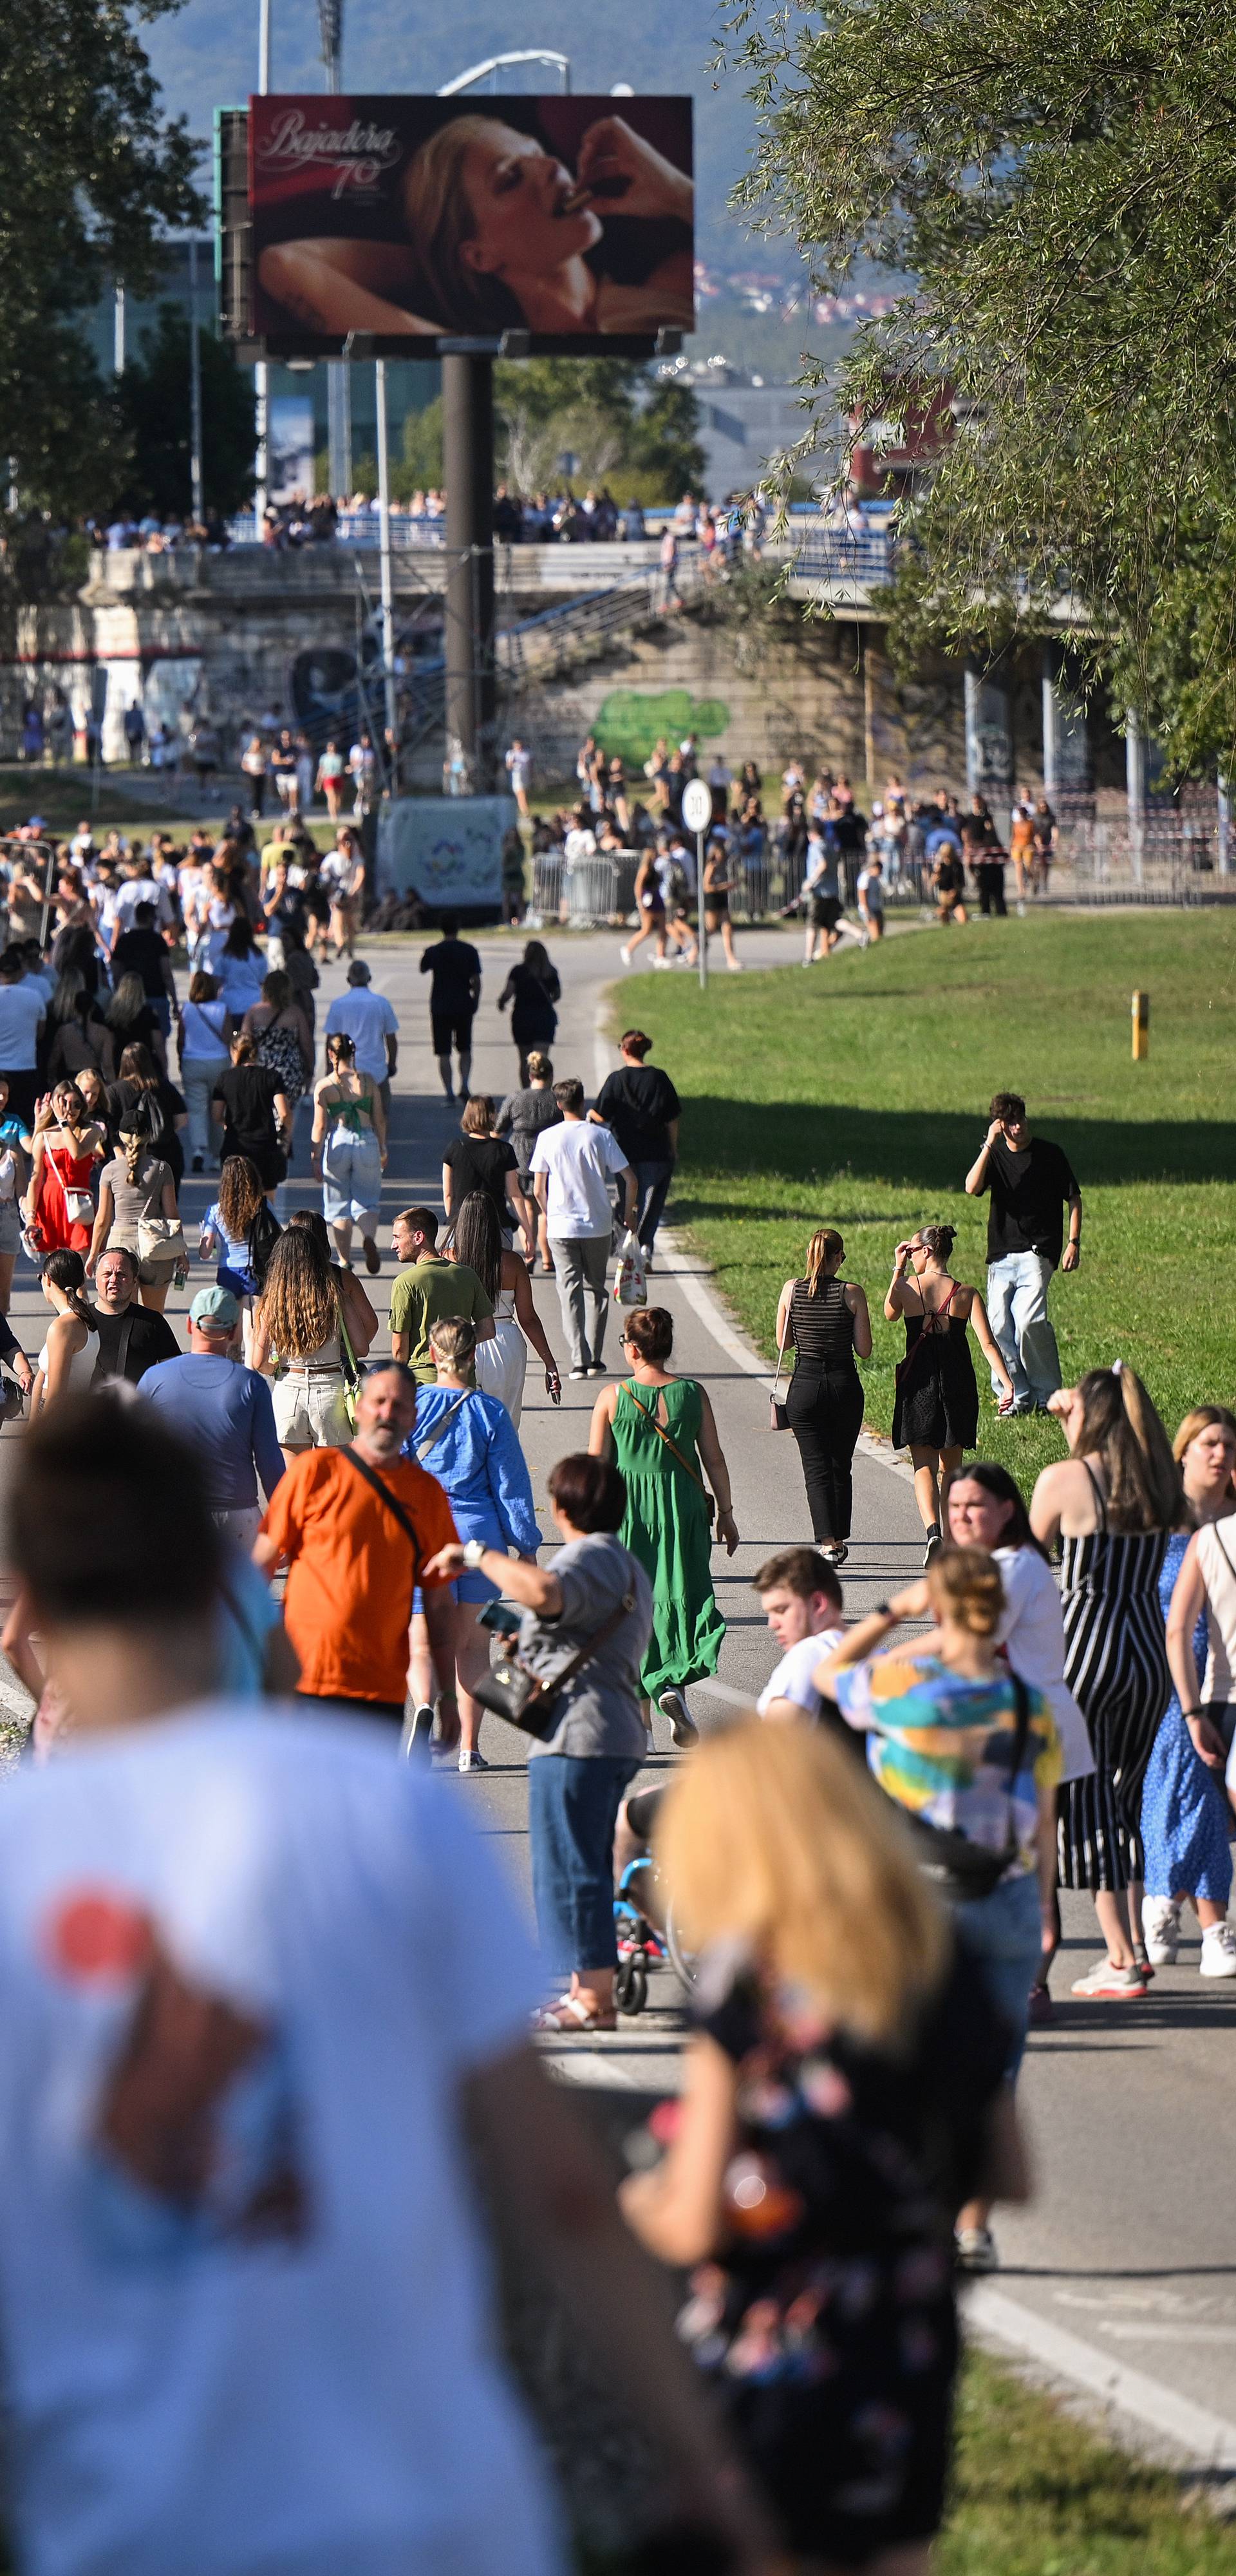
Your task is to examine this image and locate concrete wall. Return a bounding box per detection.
[4,545,1124,800]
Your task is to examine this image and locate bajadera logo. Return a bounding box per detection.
[256,107,400,198]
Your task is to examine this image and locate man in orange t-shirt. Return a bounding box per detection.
[255,1365,458,1729]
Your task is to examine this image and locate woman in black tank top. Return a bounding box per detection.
[774,1228,872,1564]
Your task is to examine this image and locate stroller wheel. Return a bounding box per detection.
[615,1958,648,2017]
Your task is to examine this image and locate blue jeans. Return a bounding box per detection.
[954,1867,1042,2078]
[529,1754,639,1978]
[986,1250,1062,1410]
[633,1158,675,1253]
[181,1056,229,1166]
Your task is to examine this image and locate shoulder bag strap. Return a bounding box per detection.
[625,1384,709,1493]
[414,1389,471,1463]
[771,1290,795,1396]
[998,1674,1035,1860]
[339,1446,422,1578]
[536,1563,639,1702]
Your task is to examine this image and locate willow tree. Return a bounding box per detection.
[722,0,1236,771]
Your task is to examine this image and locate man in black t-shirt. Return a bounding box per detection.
[111,902,177,1040]
[964,1089,1082,1414]
[590,1029,681,1265]
[418,917,482,1101]
[91,1247,180,1385]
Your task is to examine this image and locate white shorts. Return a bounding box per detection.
[321,1128,382,1231]
[272,1370,351,1450]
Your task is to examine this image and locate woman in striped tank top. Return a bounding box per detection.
[1031,1365,1180,2002]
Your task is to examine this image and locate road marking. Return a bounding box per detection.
[966,2286,1236,2468]
[545,2051,680,2092]
[1100,2324,1236,2345]
[691,1676,758,1710]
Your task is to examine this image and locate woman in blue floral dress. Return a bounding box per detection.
[620,1722,1019,2572]
[1141,1406,1236,1975]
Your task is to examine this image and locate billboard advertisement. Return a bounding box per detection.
[248,94,693,355]
[377,795,517,914]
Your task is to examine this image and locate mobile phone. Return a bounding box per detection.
[479,1600,521,1639]
[546,1370,561,1406]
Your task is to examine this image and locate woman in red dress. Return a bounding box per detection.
[22,1081,106,1256]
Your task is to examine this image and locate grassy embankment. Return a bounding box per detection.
[609,910,1236,1484]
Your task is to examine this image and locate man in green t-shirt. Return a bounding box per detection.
[388,1206,496,1383]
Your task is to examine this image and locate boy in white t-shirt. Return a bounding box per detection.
[754,1546,846,1722]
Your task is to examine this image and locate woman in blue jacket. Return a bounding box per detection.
[406,1313,541,1774]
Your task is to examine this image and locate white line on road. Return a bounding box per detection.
[967,2287,1236,2469]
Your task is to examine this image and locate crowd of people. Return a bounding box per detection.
[515,730,1063,952]
[0,819,1229,2576]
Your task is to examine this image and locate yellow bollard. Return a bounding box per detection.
[1131,989,1150,1059]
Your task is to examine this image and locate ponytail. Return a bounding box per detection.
[41,1247,97,1334]
[804,1227,845,1296]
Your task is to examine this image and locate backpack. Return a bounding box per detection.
[247,1201,282,1294]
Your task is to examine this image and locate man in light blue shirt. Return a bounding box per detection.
[142,1286,284,1542]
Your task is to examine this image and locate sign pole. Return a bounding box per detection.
[375,357,398,781]
[681,777,714,991]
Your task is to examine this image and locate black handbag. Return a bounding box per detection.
[473,1579,637,1740]
[899,1676,1033,1902]
[770,1314,790,1432]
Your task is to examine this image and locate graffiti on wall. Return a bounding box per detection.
[592,688,730,768]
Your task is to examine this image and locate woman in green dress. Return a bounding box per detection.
[588,1304,739,1747]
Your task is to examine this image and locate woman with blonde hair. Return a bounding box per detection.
[250,1224,374,1462]
[774,1226,872,1566]
[621,1719,1025,2570]
[1030,1365,1179,1999]
[1144,1405,1236,1976]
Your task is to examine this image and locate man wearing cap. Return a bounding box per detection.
[141,1287,284,1543]
[324,961,399,1121]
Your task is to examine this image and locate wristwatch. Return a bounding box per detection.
[462,1539,487,1571]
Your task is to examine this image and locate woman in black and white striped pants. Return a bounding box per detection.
[1031,1365,1179,2003]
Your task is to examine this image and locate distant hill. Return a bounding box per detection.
[144,0,800,281]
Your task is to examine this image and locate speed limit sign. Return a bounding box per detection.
[681,777,712,836]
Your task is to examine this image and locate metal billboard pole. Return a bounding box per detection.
[319,0,352,501]
[188,236,204,524]
[436,53,568,795]
[253,0,271,538]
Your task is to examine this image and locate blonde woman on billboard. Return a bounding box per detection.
[258,111,693,341]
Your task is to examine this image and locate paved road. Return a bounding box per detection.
[3,920,1234,2465]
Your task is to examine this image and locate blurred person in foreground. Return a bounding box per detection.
[622,1721,1026,2575]
[0,1398,772,2576]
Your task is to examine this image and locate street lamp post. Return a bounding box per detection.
[188,236,204,526]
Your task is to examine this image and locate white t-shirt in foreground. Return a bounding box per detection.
[0,1703,561,2576]
[530,1119,628,1237]
[756,1626,845,1719]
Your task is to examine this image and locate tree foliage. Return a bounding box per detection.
[722,0,1236,773]
[0,0,200,525]
[116,308,256,518]
[353,359,706,506]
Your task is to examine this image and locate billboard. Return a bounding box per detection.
[377,795,518,914]
[247,94,693,357]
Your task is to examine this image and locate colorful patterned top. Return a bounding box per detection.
[833,1654,1062,1880]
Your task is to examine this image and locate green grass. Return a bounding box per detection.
[609,911,1236,1485]
[941,2348,1236,2574]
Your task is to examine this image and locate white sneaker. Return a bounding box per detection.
[726,957,744,972]
[619,945,632,966]
[1201,1922,1236,1978]
[1142,1895,1183,1965]
[658,1689,700,1750]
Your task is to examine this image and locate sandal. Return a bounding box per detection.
[532,1994,618,2034]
